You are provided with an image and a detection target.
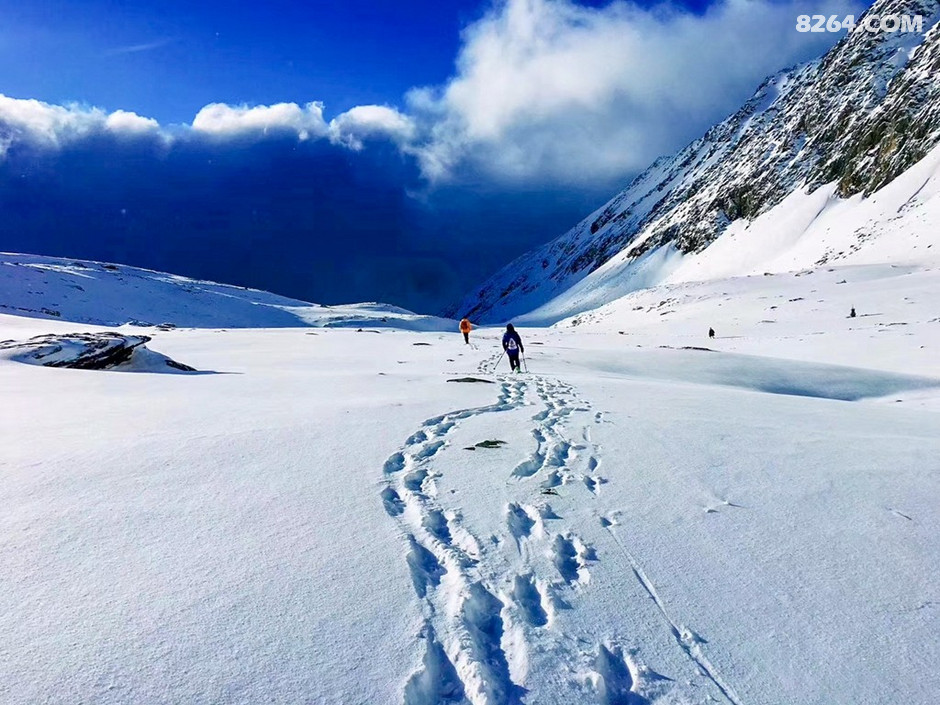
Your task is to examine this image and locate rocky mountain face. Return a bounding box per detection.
[449,0,940,322]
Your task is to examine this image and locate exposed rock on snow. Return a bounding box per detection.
[0,332,197,372]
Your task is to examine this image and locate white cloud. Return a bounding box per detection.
[329,105,416,150]
[105,109,162,135]
[191,101,330,140]
[0,94,105,147]
[409,0,864,185]
[0,94,411,158]
[0,95,168,149]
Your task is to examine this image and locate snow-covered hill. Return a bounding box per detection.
[0,252,454,330]
[450,0,940,324]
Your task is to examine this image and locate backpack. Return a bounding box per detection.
[507,337,518,351]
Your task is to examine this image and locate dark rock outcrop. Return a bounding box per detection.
[0,332,197,372]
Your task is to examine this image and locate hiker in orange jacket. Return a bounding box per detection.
[459,317,472,344]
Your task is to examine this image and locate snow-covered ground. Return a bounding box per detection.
[2,258,938,704]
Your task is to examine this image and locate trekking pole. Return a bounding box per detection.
[522,351,528,373]
[493,349,506,373]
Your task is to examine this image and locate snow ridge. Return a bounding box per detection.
[0,252,454,330]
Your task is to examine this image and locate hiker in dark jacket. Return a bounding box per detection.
[502,323,524,372]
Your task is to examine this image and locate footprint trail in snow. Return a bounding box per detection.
[382,370,741,705]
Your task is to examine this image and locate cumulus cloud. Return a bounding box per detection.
[0,94,419,161]
[408,0,864,185]
[191,101,330,140]
[0,94,105,148]
[329,105,416,150]
[0,95,351,155]
[0,94,169,152]
[104,109,162,135]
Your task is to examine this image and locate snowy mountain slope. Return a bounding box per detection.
[0,252,454,330]
[450,0,940,323]
[514,139,940,325]
[2,261,939,703]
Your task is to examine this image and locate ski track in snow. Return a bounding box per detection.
[603,527,744,705]
[383,352,742,704]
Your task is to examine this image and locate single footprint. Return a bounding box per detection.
[511,573,548,627]
[381,487,405,516]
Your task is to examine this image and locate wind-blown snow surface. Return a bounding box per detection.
[2,261,938,704]
[0,252,453,330]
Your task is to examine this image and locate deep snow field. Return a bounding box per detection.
[1,262,939,705]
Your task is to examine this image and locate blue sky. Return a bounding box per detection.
[0,0,713,124]
[0,0,487,123]
[0,0,864,312]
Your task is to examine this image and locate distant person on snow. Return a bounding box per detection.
[459,317,473,344]
[708,327,715,339]
[849,307,856,318]
[502,323,525,372]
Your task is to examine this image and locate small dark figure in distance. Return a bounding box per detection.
[459,317,473,344]
[502,323,525,372]
[708,327,715,339]
[849,307,856,318]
